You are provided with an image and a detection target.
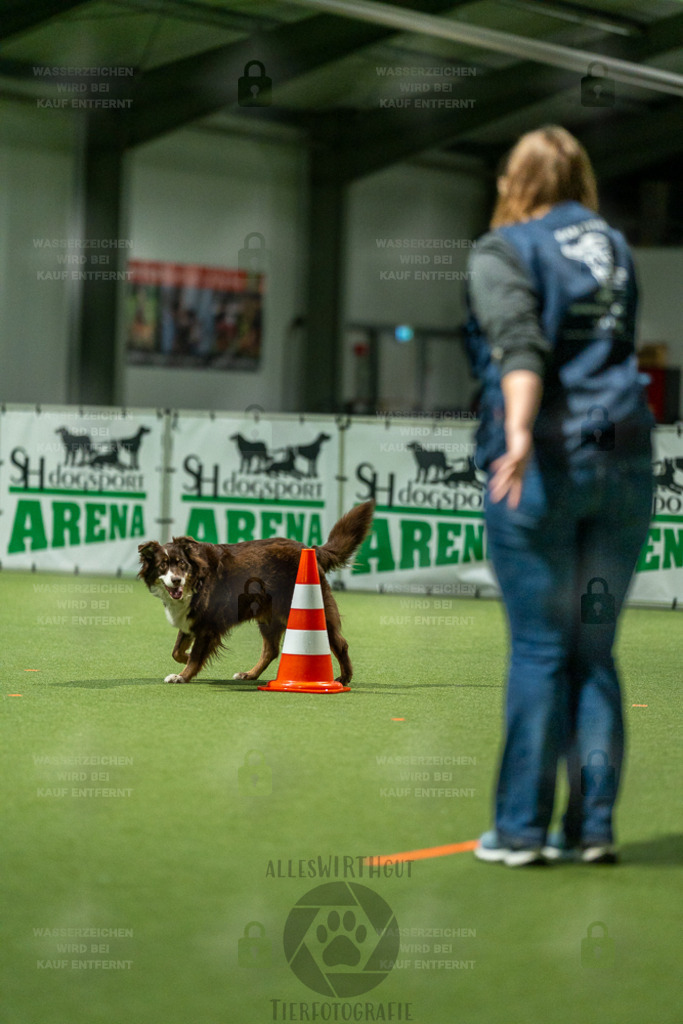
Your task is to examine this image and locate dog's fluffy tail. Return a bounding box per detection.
[316,500,375,574]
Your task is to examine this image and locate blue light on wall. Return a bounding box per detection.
[395,324,414,343]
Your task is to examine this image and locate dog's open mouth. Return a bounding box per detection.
[165,584,184,600]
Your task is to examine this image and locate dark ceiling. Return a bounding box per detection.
[2,0,682,241]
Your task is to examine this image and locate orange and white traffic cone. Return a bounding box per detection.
[258,548,350,694]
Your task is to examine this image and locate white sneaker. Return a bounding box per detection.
[581,844,618,864]
[475,830,545,867]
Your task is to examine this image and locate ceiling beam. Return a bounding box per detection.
[0,0,90,40]
[315,7,683,182]
[284,0,683,97]
[495,1,643,38]
[112,0,279,35]
[113,0,465,148]
[313,62,571,181]
[632,10,683,54]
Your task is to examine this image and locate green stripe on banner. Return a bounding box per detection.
[374,508,682,523]
[181,494,324,508]
[9,487,147,500]
[374,503,484,519]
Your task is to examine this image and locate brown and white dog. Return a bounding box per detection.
[138,500,374,685]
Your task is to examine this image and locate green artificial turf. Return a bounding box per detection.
[1,572,681,1024]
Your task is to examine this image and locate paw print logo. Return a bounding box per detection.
[283,882,399,997]
[317,910,368,966]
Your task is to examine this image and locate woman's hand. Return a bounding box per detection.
[489,426,534,508]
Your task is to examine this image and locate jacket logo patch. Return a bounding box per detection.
[559,231,613,284]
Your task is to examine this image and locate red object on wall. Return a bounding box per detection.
[642,367,681,423]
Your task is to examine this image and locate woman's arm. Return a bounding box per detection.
[469,235,549,507]
[489,369,543,508]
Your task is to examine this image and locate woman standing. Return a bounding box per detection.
[465,126,654,867]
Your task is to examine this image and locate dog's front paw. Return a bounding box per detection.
[232,671,253,680]
[164,673,187,684]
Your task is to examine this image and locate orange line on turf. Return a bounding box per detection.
[632,704,648,707]
[8,694,23,697]
[366,839,478,865]
[24,669,39,672]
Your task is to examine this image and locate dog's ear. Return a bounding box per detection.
[138,540,161,560]
[138,540,162,578]
[173,536,210,578]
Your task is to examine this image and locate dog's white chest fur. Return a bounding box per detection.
[151,584,194,634]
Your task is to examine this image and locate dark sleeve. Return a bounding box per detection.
[468,233,551,379]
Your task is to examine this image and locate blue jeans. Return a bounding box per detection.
[484,454,653,848]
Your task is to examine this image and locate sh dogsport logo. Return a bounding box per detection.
[10,423,150,493]
[653,454,683,512]
[357,439,485,511]
[183,430,333,501]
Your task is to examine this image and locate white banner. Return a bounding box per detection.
[338,415,498,597]
[0,406,163,574]
[630,425,683,606]
[340,417,683,608]
[166,411,341,550]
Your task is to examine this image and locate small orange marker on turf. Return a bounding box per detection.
[632,704,648,707]
[258,548,349,694]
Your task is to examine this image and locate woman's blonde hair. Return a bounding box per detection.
[490,125,598,228]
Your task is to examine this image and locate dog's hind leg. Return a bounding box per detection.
[320,580,353,684]
[328,624,352,684]
[233,622,284,681]
[172,631,192,664]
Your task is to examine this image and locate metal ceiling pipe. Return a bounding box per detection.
[285,0,683,98]
[496,1,639,38]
